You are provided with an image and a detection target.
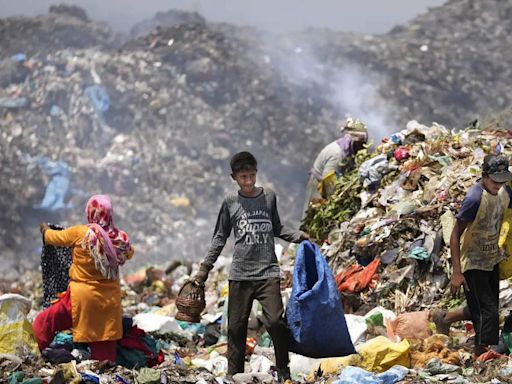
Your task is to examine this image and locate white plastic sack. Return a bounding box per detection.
[192,351,228,376]
[133,313,182,334]
[290,354,326,379]
[344,314,368,345]
[250,354,273,373]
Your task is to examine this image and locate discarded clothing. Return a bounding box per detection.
[32,288,117,362]
[358,155,392,189]
[336,258,380,294]
[7,372,43,384]
[41,224,72,308]
[117,325,164,368]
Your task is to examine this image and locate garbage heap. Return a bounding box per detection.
[4,0,512,272]
[0,8,342,272]
[4,229,512,384]
[294,0,512,128]
[302,121,512,312]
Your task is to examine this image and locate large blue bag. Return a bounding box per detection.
[287,241,355,358]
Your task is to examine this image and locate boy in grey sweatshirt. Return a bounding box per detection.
[194,151,307,381]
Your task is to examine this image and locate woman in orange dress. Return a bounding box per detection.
[33,194,134,362]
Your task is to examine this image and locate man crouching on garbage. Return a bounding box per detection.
[193,151,308,382]
[447,154,512,357]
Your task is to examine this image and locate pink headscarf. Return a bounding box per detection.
[82,194,132,279]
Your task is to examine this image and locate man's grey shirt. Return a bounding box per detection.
[203,188,303,280]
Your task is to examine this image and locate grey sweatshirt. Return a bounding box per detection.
[202,188,304,280]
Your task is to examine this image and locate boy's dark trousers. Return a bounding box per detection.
[227,278,289,375]
[463,265,500,346]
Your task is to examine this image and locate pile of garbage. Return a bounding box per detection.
[0,7,344,272]
[4,0,512,271]
[4,222,512,383]
[302,120,512,315]
[0,5,115,58]
[296,0,512,128]
[4,1,512,380]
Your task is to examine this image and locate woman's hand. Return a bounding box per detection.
[39,223,50,234]
[301,232,311,241]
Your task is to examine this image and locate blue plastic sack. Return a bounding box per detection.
[334,366,380,384]
[36,157,70,211]
[377,365,409,384]
[334,366,408,384]
[85,85,110,114]
[286,241,355,358]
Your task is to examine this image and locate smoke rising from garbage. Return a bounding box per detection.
[261,36,397,141]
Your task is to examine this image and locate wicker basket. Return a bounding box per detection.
[175,280,206,323]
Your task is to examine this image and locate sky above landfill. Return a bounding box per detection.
[1,0,446,33]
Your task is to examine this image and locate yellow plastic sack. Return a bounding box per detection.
[0,294,39,355]
[499,207,512,279]
[317,170,337,199]
[307,354,362,379]
[356,336,410,372]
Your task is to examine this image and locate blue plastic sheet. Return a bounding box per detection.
[377,366,409,384]
[287,241,355,358]
[334,366,408,384]
[36,157,70,211]
[11,53,27,62]
[81,373,100,384]
[85,85,110,114]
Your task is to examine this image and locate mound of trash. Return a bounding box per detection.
[0,11,340,272]
[4,2,512,382]
[3,0,512,272]
[0,4,114,57]
[299,0,512,128]
[302,120,512,314]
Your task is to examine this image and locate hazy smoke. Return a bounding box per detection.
[329,66,396,140]
[263,38,397,142]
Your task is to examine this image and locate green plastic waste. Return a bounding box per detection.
[8,372,43,384]
[408,246,430,260]
[258,331,273,347]
[503,332,512,354]
[365,312,384,327]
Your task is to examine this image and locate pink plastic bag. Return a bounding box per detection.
[386,311,432,341]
